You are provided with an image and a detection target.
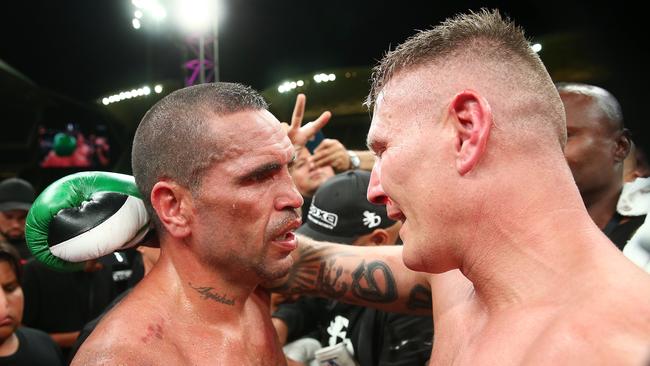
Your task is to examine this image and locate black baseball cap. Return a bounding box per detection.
[0,178,35,212]
[296,170,395,244]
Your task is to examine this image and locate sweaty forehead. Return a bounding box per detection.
[219,109,292,158]
[367,83,420,151]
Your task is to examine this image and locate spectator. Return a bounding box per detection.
[290,147,335,223]
[559,82,645,250]
[0,178,36,260]
[285,94,336,223]
[0,241,63,365]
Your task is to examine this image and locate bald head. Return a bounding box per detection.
[559,83,631,198]
[556,82,624,133]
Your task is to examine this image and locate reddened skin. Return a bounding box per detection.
[448,90,493,176]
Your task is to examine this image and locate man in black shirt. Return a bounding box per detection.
[559,83,645,250]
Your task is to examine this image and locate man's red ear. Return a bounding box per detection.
[449,90,493,175]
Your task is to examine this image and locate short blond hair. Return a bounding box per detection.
[366,9,566,147]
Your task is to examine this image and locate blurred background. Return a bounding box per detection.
[1,0,646,191]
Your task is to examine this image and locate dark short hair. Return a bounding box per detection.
[131,82,268,227]
[0,241,22,283]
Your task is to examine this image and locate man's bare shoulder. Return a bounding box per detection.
[72,286,174,365]
[526,287,650,365]
[525,319,650,365]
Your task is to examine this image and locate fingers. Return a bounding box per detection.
[311,110,332,131]
[312,153,340,170]
[314,138,343,154]
[312,139,350,171]
[285,94,331,148]
[300,111,331,139]
[290,94,306,131]
[313,138,344,161]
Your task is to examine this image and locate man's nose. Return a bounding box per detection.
[367,162,388,205]
[11,218,24,229]
[276,175,304,211]
[307,156,317,171]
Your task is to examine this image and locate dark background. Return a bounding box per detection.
[1,1,647,184]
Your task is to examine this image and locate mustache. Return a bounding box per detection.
[268,209,301,233]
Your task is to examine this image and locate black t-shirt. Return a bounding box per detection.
[21,259,117,333]
[274,297,433,366]
[0,327,63,366]
[605,214,646,251]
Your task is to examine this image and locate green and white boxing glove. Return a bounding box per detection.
[25,171,151,271]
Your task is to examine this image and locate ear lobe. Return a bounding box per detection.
[150,181,192,239]
[449,90,493,175]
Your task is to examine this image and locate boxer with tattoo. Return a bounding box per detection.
[73,83,328,365]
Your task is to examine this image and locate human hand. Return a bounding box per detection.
[284,94,331,148]
[312,138,350,172]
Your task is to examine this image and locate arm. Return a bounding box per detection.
[353,150,376,171]
[272,317,290,345]
[270,235,432,316]
[312,139,376,172]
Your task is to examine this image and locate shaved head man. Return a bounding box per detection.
[74,83,304,365]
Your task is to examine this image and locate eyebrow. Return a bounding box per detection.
[2,279,18,287]
[240,162,282,182]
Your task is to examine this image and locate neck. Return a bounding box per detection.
[0,333,18,357]
[581,180,623,229]
[150,237,262,324]
[457,153,620,313]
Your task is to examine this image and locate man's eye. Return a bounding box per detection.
[294,161,306,169]
[250,171,276,182]
[4,284,19,293]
